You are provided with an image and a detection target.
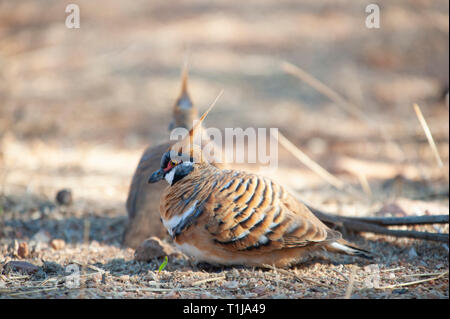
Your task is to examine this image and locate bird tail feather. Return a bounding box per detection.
[327,240,373,259]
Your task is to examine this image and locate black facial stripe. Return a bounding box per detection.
[171,164,194,185]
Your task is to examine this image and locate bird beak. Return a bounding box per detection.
[148,168,164,183]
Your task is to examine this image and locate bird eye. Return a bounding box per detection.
[163,159,177,172]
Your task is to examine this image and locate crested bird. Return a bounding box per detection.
[123,66,225,248]
[148,96,372,267]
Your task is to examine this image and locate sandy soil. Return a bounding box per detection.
[0,0,448,299]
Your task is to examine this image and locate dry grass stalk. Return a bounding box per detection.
[273,131,346,190]
[380,267,404,273]
[344,266,356,299]
[282,62,367,120]
[413,103,444,168]
[5,275,29,280]
[73,261,106,275]
[330,268,350,282]
[190,275,226,287]
[357,173,372,197]
[281,61,406,161]
[125,286,201,292]
[402,272,448,278]
[261,264,328,287]
[37,276,59,287]
[6,285,63,297]
[83,219,90,244]
[262,264,302,283]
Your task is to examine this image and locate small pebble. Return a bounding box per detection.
[134,237,175,261]
[56,189,73,206]
[4,261,40,274]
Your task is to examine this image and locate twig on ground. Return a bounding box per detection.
[306,204,449,243]
[125,286,201,292]
[72,261,106,274]
[6,285,64,297]
[261,264,302,283]
[261,264,328,287]
[351,215,449,226]
[402,272,449,278]
[330,268,349,282]
[5,275,29,281]
[380,267,404,273]
[190,276,226,287]
[377,271,448,289]
[37,276,60,287]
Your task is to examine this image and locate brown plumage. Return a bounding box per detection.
[123,68,198,248]
[158,164,370,267]
[169,67,198,131]
[148,95,372,267]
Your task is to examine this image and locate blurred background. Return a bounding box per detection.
[0,0,448,299]
[0,0,448,246]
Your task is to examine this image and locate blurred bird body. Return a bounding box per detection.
[124,141,175,247]
[148,98,371,267]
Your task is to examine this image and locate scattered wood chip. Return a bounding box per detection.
[50,239,66,250]
[17,242,29,258]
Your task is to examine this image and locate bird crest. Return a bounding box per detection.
[169,60,199,131]
[169,90,224,164]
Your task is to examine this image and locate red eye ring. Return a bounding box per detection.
[164,160,175,172]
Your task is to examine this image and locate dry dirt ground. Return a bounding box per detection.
[0,0,448,299]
